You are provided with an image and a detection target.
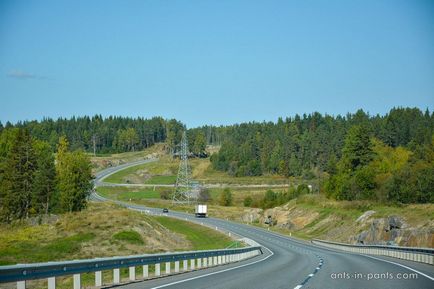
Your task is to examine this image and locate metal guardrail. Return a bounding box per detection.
[312,239,434,265]
[0,246,262,289]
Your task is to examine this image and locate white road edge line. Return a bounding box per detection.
[149,245,274,289]
[362,255,434,281]
[293,285,302,289]
[309,242,434,281]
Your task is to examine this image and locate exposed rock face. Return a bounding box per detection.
[251,204,433,248]
[240,208,262,223]
[355,215,433,247]
[356,210,376,223]
[263,206,319,229]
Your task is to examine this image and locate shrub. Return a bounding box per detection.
[243,196,253,207]
[112,230,144,245]
[219,188,232,206]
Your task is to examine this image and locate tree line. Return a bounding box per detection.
[0,129,93,222]
[0,116,185,154]
[209,107,433,203]
[1,107,432,205]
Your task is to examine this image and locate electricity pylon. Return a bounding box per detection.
[172,131,196,204]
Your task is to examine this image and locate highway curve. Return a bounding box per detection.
[92,161,433,289]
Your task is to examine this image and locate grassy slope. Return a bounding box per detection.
[0,202,235,289]
[0,203,234,266]
[103,155,293,186]
[96,186,167,201]
[90,143,166,173]
[154,217,233,250]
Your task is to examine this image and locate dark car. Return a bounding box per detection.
[162,208,169,213]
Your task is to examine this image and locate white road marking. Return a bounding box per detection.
[293,285,302,289]
[149,245,274,289]
[363,255,434,281]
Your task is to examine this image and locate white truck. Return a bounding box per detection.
[195,204,207,218]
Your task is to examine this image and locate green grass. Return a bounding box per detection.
[154,216,234,250]
[112,230,144,245]
[96,186,163,200]
[104,164,150,183]
[117,190,161,200]
[0,233,95,265]
[103,157,294,185]
[145,175,177,184]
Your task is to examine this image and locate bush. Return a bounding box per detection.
[160,190,171,200]
[219,188,232,206]
[243,196,253,207]
[112,230,144,245]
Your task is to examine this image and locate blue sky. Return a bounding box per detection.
[1,0,433,128]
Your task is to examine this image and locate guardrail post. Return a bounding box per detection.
[183,260,188,271]
[113,269,120,284]
[213,256,218,265]
[129,266,136,281]
[165,262,170,274]
[175,261,179,273]
[197,258,202,268]
[48,277,56,289]
[218,255,222,264]
[17,281,25,289]
[155,263,161,276]
[190,259,195,270]
[208,257,213,266]
[73,274,81,289]
[203,257,208,267]
[95,271,102,287]
[143,265,149,278]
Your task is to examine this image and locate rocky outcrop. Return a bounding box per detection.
[356,210,376,223]
[354,215,434,247]
[248,202,433,248]
[263,206,319,229]
[240,208,262,223]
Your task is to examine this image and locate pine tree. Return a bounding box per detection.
[33,140,57,214]
[192,131,206,156]
[341,125,374,172]
[0,129,36,221]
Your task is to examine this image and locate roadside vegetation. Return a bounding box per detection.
[90,143,166,172]
[0,202,234,289]
[0,202,234,266]
[0,131,92,223]
[103,155,293,185]
[154,217,233,250]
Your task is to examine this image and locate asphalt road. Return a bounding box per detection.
[93,161,433,289]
